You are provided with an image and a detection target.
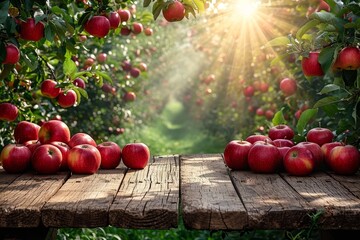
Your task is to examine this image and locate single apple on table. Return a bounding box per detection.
[38,120,71,144]
[49,141,71,170]
[122,142,150,169]
[68,144,101,174]
[306,127,334,146]
[297,142,324,170]
[248,141,282,173]
[14,121,41,144]
[268,124,295,140]
[284,145,315,176]
[31,144,62,174]
[223,140,252,170]
[328,145,360,175]
[97,141,122,169]
[245,134,273,145]
[68,132,97,148]
[321,142,343,168]
[0,144,32,173]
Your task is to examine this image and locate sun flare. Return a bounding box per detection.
[235,0,261,18]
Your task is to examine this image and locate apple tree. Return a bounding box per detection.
[268,0,360,147]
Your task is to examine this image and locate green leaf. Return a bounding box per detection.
[313,96,342,108]
[76,87,88,99]
[63,58,77,78]
[143,0,151,7]
[96,71,112,83]
[272,109,286,126]
[318,45,338,73]
[264,36,290,48]
[319,84,340,94]
[152,1,165,20]
[45,25,55,41]
[296,19,320,40]
[296,108,318,135]
[0,0,9,24]
[309,12,345,32]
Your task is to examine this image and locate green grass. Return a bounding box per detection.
[113,98,227,156]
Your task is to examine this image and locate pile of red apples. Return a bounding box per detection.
[0,120,150,174]
[224,125,360,176]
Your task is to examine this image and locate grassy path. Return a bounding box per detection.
[116,98,227,155]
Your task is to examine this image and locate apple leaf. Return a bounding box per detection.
[296,19,320,40]
[0,0,9,24]
[272,108,286,126]
[296,108,318,136]
[63,57,77,78]
[152,0,165,20]
[319,84,341,95]
[264,36,290,48]
[143,0,152,8]
[309,12,346,32]
[319,45,339,74]
[313,96,342,108]
[96,71,112,84]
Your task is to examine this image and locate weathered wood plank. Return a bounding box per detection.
[0,170,69,228]
[109,155,179,229]
[181,154,247,230]
[231,170,314,229]
[282,172,360,230]
[42,167,126,228]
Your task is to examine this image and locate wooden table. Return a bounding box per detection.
[1,154,360,239]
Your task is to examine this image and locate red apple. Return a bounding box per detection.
[132,22,143,35]
[268,124,295,140]
[328,145,360,175]
[84,57,95,67]
[120,26,131,36]
[0,102,18,122]
[14,121,41,143]
[67,144,101,174]
[49,141,70,170]
[248,141,281,173]
[57,90,77,108]
[41,79,61,99]
[256,108,264,116]
[2,43,20,65]
[223,140,252,170]
[68,132,97,148]
[332,46,360,70]
[38,120,71,144]
[31,144,62,174]
[297,142,324,169]
[138,62,147,72]
[122,60,132,72]
[265,109,275,120]
[284,145,315,176]
[121,142,150,169]
[130,67,141,78]
[24,140,41,154]
[259,82,269,93]
[73,78,86,89]
[243,86,255,97]
[321,142,343,167]
[96,53,107,63]
[19,18,45,41]
[97,141,122,169]
[118,9,131,22]
[306,127,334,146]
[245,134,273,145]
[162,0,185,22]
[316,0,331,12]
[144,27,153,36]
[123,91,136,102]
[0,144,32,173]
[301,51,324,77]
[279,78,297,96]
[273,139,295,148]
[107,11,121,29]
[84,15,110,38]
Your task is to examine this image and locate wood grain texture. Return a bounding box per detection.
[282,172,360,230]
[181,154,247,230]
[109,155,179,229]
[42,167,126,228]
[231,171,314,229]
[0,171,69,228]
